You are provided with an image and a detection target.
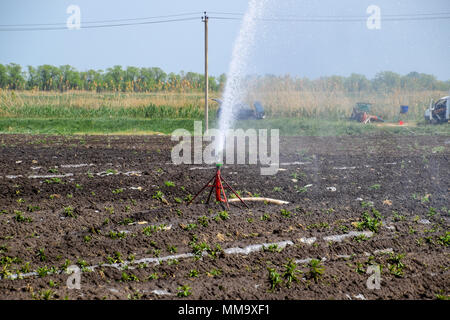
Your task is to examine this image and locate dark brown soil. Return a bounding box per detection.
[0,134,448,300]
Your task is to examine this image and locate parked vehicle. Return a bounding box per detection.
[213,99,265,120]
[349,102,384,123]
[424,95,449,124]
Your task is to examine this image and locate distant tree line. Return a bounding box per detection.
[0,63,448,93]
[0,63,226,93]
[254,72,450,93]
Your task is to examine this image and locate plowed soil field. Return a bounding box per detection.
[0,134,448,300]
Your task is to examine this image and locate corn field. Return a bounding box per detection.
[247,88,446,121]
[0,87,447,121]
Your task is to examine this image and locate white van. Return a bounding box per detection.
[424,95,449,124]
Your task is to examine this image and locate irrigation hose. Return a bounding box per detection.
[228,197,289,205]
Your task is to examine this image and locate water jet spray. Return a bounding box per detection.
[188,0,270,209]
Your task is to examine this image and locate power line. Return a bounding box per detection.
[3,10,450,27]
[1,10,449,32]
[79,11,202,25]
[209,15,450,23]
[0,16,200,32]
[209,10,450,18]
[0,12,202,27]
[206,11,244,16]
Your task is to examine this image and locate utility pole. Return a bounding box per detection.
[202,12,209,132]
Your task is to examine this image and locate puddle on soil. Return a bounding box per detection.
[119,224,172,233]
[346,294,367,300]
[123,171,142,176]
[323,231,373,242]
[99,240,293,269]
[4,173,76,179]
[4,169,141,179]
[373,248,393,255]
[279,161,311,166]
[5,175,23,179]
[336,254,352,259]
[299,237,317,245]
[2,240,294,280]
[189,166,216,171]
[295,257,327,264]
[151,289,173,296]
[28,173,74,179]
[60,163,95,168]
[223,240,293,255]
[96,170,142,177]
[7,271,39,280]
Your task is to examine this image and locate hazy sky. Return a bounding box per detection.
[0,0,449,80]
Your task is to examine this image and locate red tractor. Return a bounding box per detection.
[350,102,384,124]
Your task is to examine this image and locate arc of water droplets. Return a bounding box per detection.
[215,0,270,159]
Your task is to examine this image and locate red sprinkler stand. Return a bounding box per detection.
[187,164,249,209]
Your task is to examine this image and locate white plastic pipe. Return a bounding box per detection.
[228,197,289,205]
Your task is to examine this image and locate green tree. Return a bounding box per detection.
[59,65,81,91]
[105,65,124,91]
[0,64,8,88]
[6,63,25,89]
[372,71,401,92]
[151,67,167,83]
[37,64,61,91]
[26,65,39,89]
[218,73,227,91]
[83,69,103,91]
[344,73,371,92]
[208,76,219,91]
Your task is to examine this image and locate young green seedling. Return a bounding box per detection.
[357,208,382,232]
[308,259,325,283]
[177,285,192,297]
[387,253,405,277]
[282,259,301,288]
[64,206,76,218]
[267,267,282,292]
[164,181,175,187]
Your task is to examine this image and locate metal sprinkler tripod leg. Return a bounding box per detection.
[218,177,230,210]
[221,176,249,209]
[206,175,215,204]
[187,174,216,206]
